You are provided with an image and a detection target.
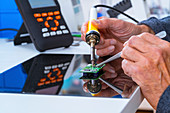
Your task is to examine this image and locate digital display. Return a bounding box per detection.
[28,0,56,9]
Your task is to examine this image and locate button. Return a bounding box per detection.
[56,30,62,35]
[48,12,53,16]
[54,20,59,26]
[63,30,69,34]
[45,21,50,28]
[38,82,44,86]
[57,71,61,76]
[60,25,66,30]
[57,79,62,82]
[45,66,51,70]
[62,66,67,70]
[37,18,43,22]
[51,79,57,83]
[44,70,50,74]
[58,64,63,68]
[40,78,46,82]
[42,28,48,32]
[34,13,41,18]
[42,13,48,17]
[54,11,60,15]
[55,16,61,20]
[53,68,59,72]
[47,72,52,78]
[64,62,70,66]
[52,65,57,69]
[47,17,53,21]
[43,32,50,37]
[58,75,63,78]
[51,27,58,31]
[50,31,56,36]
[45,81,51,85]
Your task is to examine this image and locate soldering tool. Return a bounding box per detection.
[85,7,101,93]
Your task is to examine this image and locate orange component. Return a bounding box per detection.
[38,82,44,86]
[58,75,63,78]
[57,70,61,76]
[53,68,59,72]
[37,18,43,22]
[57,79,62,82]
[45,21,50,28]
[55,16,61,20]
[40,78,46,82]
[42,13,48,17]
[51,79,57,83]
[45,81,51,85]
[54,20,59,26]
[54,11,60,15]
[34,13,41,18]
[46,17,53,21]
[49,76,56,80]
[51,27,57,31]
[47,72,52,78]
[48,12,53,16]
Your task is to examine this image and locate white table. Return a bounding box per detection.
[0,40,144,113]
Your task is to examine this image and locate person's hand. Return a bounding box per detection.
[81,17,154,57]
[83,58,137,97]
[121,32,170,109]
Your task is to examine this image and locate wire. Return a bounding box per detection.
[0,28,18,32]
[94,4,139,23]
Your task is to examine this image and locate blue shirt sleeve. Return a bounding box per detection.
[139,16,170,42]
[156,85,170,113]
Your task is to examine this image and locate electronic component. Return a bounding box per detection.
[15,0,73,51]
[79,64,105,80]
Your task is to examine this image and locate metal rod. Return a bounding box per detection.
[99,78,123,95]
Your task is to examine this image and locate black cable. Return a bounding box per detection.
[94,4,139,23]
[0,28,18,32]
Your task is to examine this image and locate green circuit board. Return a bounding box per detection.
[79,64,105,80]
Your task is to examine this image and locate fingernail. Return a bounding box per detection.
[92,20,100,24]
[123,41,128,46]
[82,26,87,32]
[110,69,116,73]
[108,46,115,52]
[110,40,116,45]
[111,73,118,78]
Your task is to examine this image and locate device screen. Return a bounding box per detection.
[28,0,56,9]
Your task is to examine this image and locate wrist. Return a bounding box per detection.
[139,25,155,34]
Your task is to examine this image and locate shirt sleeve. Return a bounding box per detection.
[139,16,170,42]
[156,85,170,113]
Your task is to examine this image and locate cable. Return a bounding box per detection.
[94,4,139,23]
[0,28,18,32]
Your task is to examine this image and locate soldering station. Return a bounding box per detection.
[0,0,168,113]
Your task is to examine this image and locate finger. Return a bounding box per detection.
[95,39,117,49]
[81,22,88,41]
[121,45,145,62]
[125,35,153,53]
[94,88,118,97]
[122,59,137,77]
[101,72,118,79]
[103,63,116,74]
[96,46,115,57]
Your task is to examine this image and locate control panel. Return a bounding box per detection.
[15,0,73,51]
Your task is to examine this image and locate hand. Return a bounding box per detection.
[83,58,137,98]
[121,32,170,109]
[81,17,154,57]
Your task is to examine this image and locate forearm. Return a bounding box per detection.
[139,16,170,42]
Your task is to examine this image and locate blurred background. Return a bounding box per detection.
[0,0,169,39]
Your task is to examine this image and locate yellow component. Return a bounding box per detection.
[87,19,99,33]
[91,92,101,96]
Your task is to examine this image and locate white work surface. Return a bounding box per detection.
[0,40,144,113]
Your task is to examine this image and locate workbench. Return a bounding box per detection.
[0,40,144,113]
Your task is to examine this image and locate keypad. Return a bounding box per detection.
[37,62,70,87]
[33,11,69,38]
